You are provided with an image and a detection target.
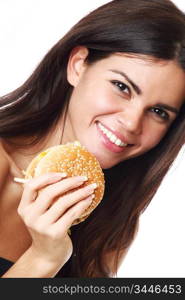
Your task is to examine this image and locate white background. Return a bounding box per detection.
[0,0,184,277]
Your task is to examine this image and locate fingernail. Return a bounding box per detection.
[52,172,67,179]
[78,176,88,181]
[60,173,68,177]
[88,183,97,189]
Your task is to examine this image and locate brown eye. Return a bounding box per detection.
[111,80,130,95]
[150,107,169,121]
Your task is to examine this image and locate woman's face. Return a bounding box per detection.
[63,47,185,169]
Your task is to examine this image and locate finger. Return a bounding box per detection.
[33,176,88,213]
[41,183,96,223]
[50,195,94,235]
[19,172,67,208]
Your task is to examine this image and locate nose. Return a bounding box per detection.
[118,105,143,135]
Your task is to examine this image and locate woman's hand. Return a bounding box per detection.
[17,172,96,268]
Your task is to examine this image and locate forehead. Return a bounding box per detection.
[95,52,184,75]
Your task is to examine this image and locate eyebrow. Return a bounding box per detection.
[155,103,179,114]
[109,69,142,95]
[109,69,179,115]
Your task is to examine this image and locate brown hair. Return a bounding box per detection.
[0,0,185,277]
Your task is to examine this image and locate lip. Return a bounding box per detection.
[97,121,133,145]
[96,121,131,153]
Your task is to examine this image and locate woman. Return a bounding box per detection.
[0,0,185,277]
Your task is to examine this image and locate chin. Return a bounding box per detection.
[78,139,121,169]
[95,156,120,170]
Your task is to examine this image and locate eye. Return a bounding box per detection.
[150,107,169,121]
[111,80,131,95]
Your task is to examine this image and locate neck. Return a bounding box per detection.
[0,128,60,176]
[0,112,70,175]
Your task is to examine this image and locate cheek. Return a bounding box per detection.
[142,123,169,150]
[69,80,119,120]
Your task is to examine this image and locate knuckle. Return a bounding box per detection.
[77,189,88,199]
[47,228,62,240]
[74,187,89,198]
[17,205,28,219]
[17,205,23,216]
[56,196,66,206]
[33,221,45,233]
[40,189,53,200]
[23,210,36,228]
[68,208,78,219]
[23,215,33,228]
[40,183,56,196]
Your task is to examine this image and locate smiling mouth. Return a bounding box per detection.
[97,121,134,148]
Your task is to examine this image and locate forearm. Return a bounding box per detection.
[1,247,63,278]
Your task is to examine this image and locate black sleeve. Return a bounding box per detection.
[0,257,14,276]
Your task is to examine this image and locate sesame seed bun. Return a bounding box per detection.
[24,141,105,225]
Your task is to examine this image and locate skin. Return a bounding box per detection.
[63,47,185,169]
[1,46,185,277]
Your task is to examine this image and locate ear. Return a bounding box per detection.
[67,46,89,87]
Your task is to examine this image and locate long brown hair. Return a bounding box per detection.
[0,0,185,277]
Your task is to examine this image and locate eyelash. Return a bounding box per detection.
[111,80,131,95]
[149,107,169,121]
[111,80,170,121]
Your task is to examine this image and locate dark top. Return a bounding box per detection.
[0,257,14,276]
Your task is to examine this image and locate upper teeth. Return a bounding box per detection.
[98,123,127,147]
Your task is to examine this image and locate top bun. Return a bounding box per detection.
[24,141,105,225]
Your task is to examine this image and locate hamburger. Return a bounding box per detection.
[23,141,105,225]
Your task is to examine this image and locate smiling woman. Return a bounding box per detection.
[65,50,185,168]
[0,0,185,278]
